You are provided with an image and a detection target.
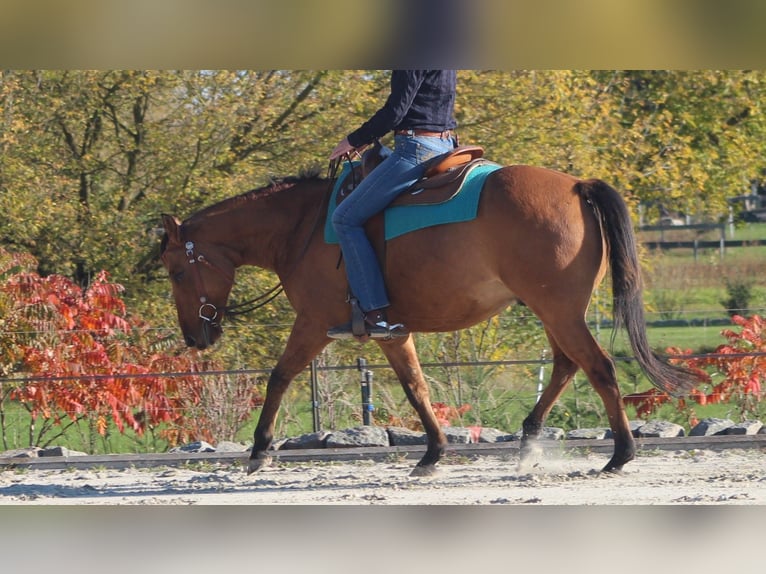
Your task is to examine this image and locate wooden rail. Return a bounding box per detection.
[637,222,766,259]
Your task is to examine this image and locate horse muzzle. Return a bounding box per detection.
[183,306,223,350]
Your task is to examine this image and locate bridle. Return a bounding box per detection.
[180,239,232,329]
[165,160,347,334]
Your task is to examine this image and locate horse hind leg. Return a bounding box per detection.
[519,332,579,471]
[378,336,448,477]
[545,323,635,473]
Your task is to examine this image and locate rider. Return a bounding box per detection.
[327,70,458,340]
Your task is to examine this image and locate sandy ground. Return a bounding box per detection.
[1,447,764,505]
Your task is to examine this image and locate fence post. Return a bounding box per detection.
[310,358,321,432]
[536,349,547,404]
[719,222,725,260]
[357,357,374,425]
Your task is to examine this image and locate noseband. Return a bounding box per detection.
[167,239,283,333]
[182,240,232,328]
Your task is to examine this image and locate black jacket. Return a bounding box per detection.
[347,70,457,148]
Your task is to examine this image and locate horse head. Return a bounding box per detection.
[160,214,235,350]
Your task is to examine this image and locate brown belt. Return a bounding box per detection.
[394,129,454,138]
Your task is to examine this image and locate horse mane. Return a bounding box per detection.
[186,167,326,225]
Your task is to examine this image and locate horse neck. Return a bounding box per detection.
[185,178,327,273]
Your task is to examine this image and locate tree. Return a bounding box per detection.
[3,69,766,390]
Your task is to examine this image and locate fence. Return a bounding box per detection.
[2,345,764,452]
[638,222,766,260]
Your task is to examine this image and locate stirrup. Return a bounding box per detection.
[326,319,409,341]
[364,319,408,340]
[327,301,409,341]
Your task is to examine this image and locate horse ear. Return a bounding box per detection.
[161,214,183,244]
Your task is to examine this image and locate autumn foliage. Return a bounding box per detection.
[624,315,765,422]
[0,248,261,449]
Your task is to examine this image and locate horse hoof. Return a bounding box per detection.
[246,453,273,474]
[409,464,439,478]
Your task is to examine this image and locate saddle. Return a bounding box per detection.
[339,140,487,210]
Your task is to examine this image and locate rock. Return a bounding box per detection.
[690,418,735,436]
[325,426,389,448]
[630,420,647,437]
[477,427,513,443]
[270,438,288,450]
[387,426,427,446]
[280,431,330,450]
[566,428,609,440]
[169,441,216,453]
[507,427,564,441]
[214,441,249,452]
[443,426,472,444]
[725,420,763,435]
[636,420,685,438]
[540,427,565,440]
[0,447,42,458]
[493,432,519,442]
[40,446,87,457]
[595,422,647,439]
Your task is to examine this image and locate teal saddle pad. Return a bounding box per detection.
[324,160,502,244]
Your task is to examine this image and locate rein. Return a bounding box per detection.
[180,239,284,323]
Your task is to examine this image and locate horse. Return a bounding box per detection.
[160,162,701,476]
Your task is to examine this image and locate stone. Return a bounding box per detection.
[214,441,249,452]
[566,428,609,440]
[40,446,87,457]
[387,426,427,446]
[636,420,685,438]
[493,432,519,442]
[506,427,564,441]
[690,418,735,436]
[477,427,513,443]
[0,447,42,458]
[280,431,330,450]
[325,426,389,448]
[725,420,763,435]
[169,441,215,453]
[540,427,565,440]
[630,420,647,437]
[443,426,472,444]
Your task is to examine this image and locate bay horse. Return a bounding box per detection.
[160,163,700,476]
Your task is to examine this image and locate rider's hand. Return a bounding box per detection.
[329,137,359,161]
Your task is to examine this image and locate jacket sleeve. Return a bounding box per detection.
[346,70,426,148]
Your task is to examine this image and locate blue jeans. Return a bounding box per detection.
[332,134,456,312]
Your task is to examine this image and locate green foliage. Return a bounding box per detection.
[721,279,754,316]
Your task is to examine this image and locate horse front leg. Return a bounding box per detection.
[247,320,330,474]
[378,336,447,477]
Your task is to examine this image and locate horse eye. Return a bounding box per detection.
[172,271,185,283]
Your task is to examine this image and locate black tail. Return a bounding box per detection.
[577,179,701,397]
